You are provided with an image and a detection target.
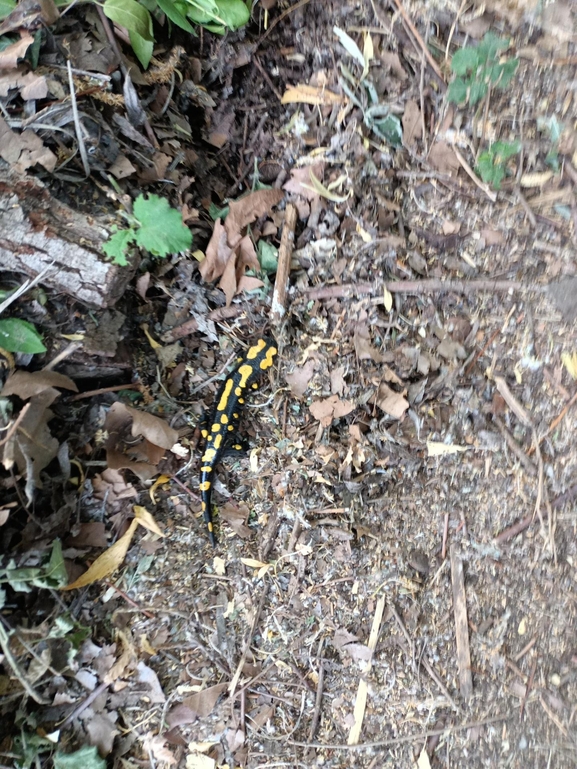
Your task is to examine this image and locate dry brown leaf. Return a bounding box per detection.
[354,325,384,363]
[218,251,238,307]
[143,734,177,766]
[402,100,422,148]
[1,369,78,398]
[61,518,139,591]
[0,115,57,173]
[283,163,325,201]
[281,83,343,105]
[133,505,165,537]
[182,682,228,718]
[224,189,284,248]
[330,365,346,395]
[199,219,233,282]
[125,404,179,449]
[66,522,108,549]
[428,141,460,176]
[0,34,35,70]
[371,383,409,419]
[310,395,355,427]
[286,359,317,397]
[220,502,252,538]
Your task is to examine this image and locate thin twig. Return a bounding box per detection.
[0,263,56,315]
[0,624,49,704]
[66,60,90,177]
[453,146,497,202]
[289,713,511,749]
[390,0,445,85]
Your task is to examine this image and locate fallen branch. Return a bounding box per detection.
[304,278,534,301]
[450,545,473,702]
[272,202,298,324]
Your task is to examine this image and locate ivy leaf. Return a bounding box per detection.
[447,77,468,104]
[53,745,106,769]
[257,240,278,274]
[103,0,153,41]
[451,46,478,75]
[468,79,487,106]
[133,194,192,257]
[102,228,136,265]
[0,318,46,353]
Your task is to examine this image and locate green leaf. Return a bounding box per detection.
[447,77,468,104]
[538,115,562,144]
[102,228,136,265]
[103,0,153,41]
[498,57,518,87]
[468,79,487,106]
[209,202,229,220]
[0,318,46,354]
[0,0,16,20]
[257,240,278,274]
[372,113,402,147]
[157,0,194,31]
[477,32,509,64]
[215,0,249,30]
[476,153,505,188]
[451,46,478,75]
[129,29,154,68]
[133,194,192,257]
[491,139,521,161]
[53,745,106,769]
[42,540,68,589]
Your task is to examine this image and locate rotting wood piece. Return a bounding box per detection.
[0,169,136,309]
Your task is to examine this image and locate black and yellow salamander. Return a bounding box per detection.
[199,338,277,545]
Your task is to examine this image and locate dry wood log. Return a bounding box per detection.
[0,167,136,308]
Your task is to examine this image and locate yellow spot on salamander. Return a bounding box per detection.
[233,413,239,419]
[208,522,213,532]
[228,425,235,431]
[252,382,258,389]
[200,481,211,491]
[235,386,242,396]
[217,378,234,411]
[201,429,208,439]
[220,414,229,424]
[238,397,244,404]
[237,364,253,389]
[212,423,220,432]
[260,345,277,370]
[214,434,222,449]
[202,448,216,462]
[200,466,212,473]
[246,339,267,359]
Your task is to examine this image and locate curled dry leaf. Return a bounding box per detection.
[224,189,284,248]
[370,383,409,419]
[309,395,355,427]
[285,359,317,397]
[61,507,163,590]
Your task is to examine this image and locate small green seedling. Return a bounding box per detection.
[476,140,521,189]
[449,32,519,107]
[103,193,192,266]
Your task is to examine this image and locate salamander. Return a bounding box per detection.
[199,338,277,545]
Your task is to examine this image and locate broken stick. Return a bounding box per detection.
[450,545,473,702]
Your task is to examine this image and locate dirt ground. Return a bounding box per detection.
[1,0,576,767]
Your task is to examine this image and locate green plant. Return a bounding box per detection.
[538,115,562,171]
[476,140,521,189]
[0,317,46,354]
[448,32,519,107]
[102,193,192,265]
[102,0,250,68]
